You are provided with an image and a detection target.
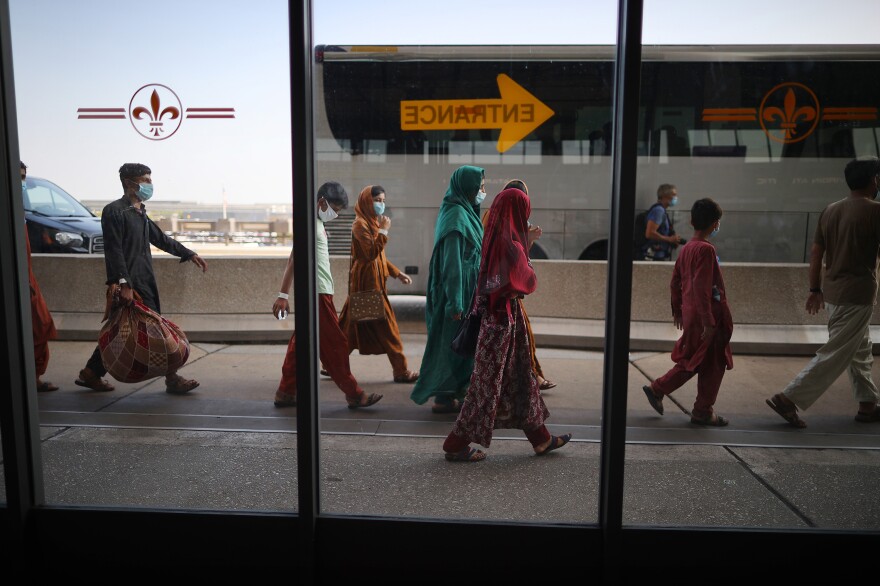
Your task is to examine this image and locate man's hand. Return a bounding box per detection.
[805,291,825,315]
[669,234,681,248]
[189,254,208,272]
[378,215,391,230]
[119,284,134,304]
[273,297,290,320]
[397,273,412,285]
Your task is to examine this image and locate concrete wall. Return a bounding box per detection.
[31,255,880,325]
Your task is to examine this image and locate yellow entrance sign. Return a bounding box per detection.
[400,74,555,154]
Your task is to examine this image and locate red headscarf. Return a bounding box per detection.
[477,188,536,318]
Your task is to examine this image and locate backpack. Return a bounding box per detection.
[633,203,664,260]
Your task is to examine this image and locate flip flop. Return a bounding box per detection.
[347,392,383,410]
[444,447,486,462]
[766,393,807,428]
[690,413,729,426]
[393,371,420,383]
[432,399,462,414]
[536,433,572,456]
[642,385,664,415]
[166,376,200,395]
[37,381,59,392]
[539,379,557,391]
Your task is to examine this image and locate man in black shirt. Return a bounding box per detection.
[75,163,208,394]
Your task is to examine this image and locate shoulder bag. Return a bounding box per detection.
[450,292,481,357]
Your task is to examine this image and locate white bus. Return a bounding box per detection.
[313,45,880,291]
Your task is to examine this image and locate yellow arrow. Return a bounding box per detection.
[400,73,555,154]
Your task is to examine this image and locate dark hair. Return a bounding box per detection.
[503,179,528,195]
[690,198,722,230]
[20,161,27,170]
[657,183,676,199]
[119,163,151,186]
[844,156,880,191]
[370,185,385,198]
[317,181,348,208]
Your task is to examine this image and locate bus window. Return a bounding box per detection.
[852,128,878,157]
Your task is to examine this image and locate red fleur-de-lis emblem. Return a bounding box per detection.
[128,83,184,141]
[759,82,820,144]
[132,89,181,137]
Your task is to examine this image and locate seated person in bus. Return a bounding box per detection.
[642,198,732,426]
[642,183,683,261]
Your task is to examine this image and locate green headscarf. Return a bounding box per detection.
[433,165,485,249]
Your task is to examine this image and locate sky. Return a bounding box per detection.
[9,0,880,205]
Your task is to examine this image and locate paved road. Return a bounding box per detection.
[10,335,880,530]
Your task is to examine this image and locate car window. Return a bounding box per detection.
[24,178,92,217]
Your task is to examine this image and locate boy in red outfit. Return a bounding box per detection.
[642,198,733,426]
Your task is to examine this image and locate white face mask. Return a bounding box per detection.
[474,190,486,205]
[318,204,338,222]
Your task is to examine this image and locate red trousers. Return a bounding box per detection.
[277,294,363,400]
[443,425,550,453]
[652,342,727,418]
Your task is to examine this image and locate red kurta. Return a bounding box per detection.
[670,239,733,372]
[26,235,57,376]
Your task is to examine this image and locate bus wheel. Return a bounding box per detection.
[578,239,608,260]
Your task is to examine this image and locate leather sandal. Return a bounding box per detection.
[393,370,419,383]
[347,392,383,409]
[166,375,200,395]
[766,393,806,428]
[74,368,115,392]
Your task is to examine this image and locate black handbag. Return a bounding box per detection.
[450,295,481,357]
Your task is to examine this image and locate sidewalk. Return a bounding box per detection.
[12,335,880,531]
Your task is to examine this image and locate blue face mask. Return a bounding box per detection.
[710,223,720,238]
[670,196,679,207]
[474,190,486,205]
[21,180,27,191]
[136,182,153,201]
[373,201,385,216]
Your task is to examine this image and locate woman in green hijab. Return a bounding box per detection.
[410,165,486,413]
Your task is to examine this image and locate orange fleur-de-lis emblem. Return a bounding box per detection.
[132,89,181,137]
[758,82,820,144]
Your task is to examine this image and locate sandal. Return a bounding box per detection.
[166,375,200,395]
[690,413,729,427]
[273,392,297,408]
[74,368,115,392]
[855,406,880,423]
[444,447,486,462]
[766,393,806,428]
[536,433,572,456]
[37,380,59,393]
[347,392,383,410]
[393,370,420,383]
[539,379,557,391]
[432,399,463,414]
[642,385,664,415]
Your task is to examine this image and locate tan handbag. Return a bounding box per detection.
[347,227,386,322]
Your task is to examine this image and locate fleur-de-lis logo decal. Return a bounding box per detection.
[759,82,820,144]
[128,84,184,141]
[132,89,180,137]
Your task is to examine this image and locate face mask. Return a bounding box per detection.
[318,204,338,222]
[710,223,720,238]
[474,190,486,205]
[21,180,27,191]
[136,182,153,201]
[373,202,385,216]
[670,196,678,207]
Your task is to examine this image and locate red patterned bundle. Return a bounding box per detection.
[98,296,190,383]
